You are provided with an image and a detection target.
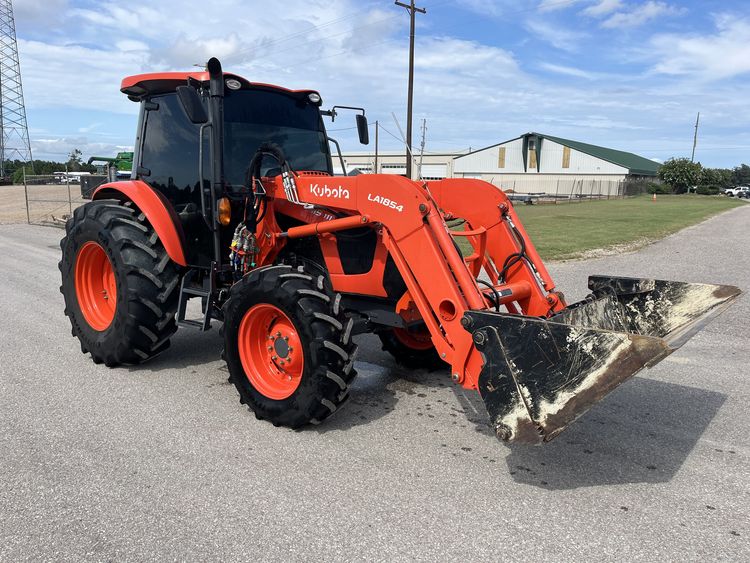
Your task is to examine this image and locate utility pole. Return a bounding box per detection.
[395,0,425,179]
[690,112,700,162]
[374,120,379,173]
[417,118,426,179]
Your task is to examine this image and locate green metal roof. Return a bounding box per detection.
[538,133,660,176]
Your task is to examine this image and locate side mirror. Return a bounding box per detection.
[356,114,369,145]
[176,85,208,124]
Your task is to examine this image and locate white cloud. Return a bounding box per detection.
[78,123,102,134]
[13,0,750,167]
[582,0,623,17]
[538,0,587,12]
[601,1,681,29]
[416,37,518,73]
[16,0,530,157]
[524,19,587,51]
[650,14,750,80]
[31,137,133,162]
[457,0,504,17]
[154,34,245,68]
[538,62,597,79]
[115,40,150,53]
[14,0,68,24]
[458,0,548,17]
[18,39,144,114]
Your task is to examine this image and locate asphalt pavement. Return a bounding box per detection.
[1,205,749,561]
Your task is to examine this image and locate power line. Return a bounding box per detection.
[375,123,406,143]
[231,12,385,61]
[280,37,395,71]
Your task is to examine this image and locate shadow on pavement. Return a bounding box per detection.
[312,358,452,432]
[314,334,453,431]
[130,327,225,372]
[503,377,726,489]
[312,359,402,432]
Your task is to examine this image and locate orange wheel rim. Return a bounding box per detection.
[74,241,117,331]
[393,327,433,351]
[238,304,304,400]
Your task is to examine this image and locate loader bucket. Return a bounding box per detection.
[463,276,740,444]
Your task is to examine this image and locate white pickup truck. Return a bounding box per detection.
[725,186,749,197]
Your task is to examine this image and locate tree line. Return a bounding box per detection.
[4,149,97,184]
[656,158,750,194]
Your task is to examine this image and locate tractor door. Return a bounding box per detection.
[136,93,214,267]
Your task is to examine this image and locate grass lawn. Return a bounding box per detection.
[454,195,745,261]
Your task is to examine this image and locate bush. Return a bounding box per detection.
[696,184,721,195]
[646,182,671,194]
[11,168,24,184]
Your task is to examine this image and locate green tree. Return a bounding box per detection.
[732,164,750,186]
[67,148,83,172]
[717,168,733,189]
[657,158,703,194]
[699,167,733,194]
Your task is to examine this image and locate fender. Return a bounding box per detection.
[93,180,187,267]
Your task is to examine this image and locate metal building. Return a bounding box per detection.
[452,132,660,196]
[335,150,464,179]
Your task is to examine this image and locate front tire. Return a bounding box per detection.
[59,199,181,366]
[223,264,357,428]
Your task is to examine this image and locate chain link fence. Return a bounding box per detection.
[22,167,85,227]
[493,176,660,204]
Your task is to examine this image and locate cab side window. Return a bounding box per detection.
[139,93,203,207]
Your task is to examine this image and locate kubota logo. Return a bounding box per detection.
[309,183,350,199]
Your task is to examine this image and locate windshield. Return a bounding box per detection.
[223,88,331,188]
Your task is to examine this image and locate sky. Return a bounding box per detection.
[12,0,750,168]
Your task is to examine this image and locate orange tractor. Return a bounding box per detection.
[60,58,739,443]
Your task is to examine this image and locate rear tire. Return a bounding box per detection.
[59,199,181,366]
[223,264,357,428]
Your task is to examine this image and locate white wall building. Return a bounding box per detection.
[452,132,660,196]
[335,150,465,180]
[339,132,659,197]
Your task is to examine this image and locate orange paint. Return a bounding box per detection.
[93,180,187,267]
[75,241,117,331]
[238,304,304,400]
[247,172,568,390]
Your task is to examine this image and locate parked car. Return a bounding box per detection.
[725,186,750,197]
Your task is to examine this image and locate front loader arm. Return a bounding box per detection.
[427,179,565,316]
[260,173,561,389]
[257,172,739,443]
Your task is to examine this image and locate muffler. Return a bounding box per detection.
[463,276,740,444]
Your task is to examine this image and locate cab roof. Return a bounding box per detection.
[120,71,320,101]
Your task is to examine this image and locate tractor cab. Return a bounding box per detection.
[122,70,331,194]
[120,59,368,268]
